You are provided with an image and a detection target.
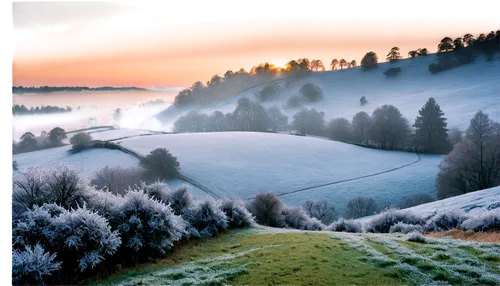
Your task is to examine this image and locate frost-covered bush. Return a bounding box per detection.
[302,217,325,231]
[407,231,426,243]
[282,207,324,230]
[13,204,121,283]
[182,199,228,238]
[13,204,61,250]
[142,181,171,203]
[167,186,194,215]
[12,244,61,285]
[328,218,363,233]
[283,207,309,229]
[250,193,284,227]
[114,190,186,260]
[50,205,121,273]
[461,210,500,232]
[389,222,423,234]
[91,166,144,195]
[13,167,49,212]
[424,210,468,232]
[85,189,124,217]
[218,198,254,228]
[366,209,425,233]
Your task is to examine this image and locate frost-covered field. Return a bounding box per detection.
[158,54,500,130]
[404,186,500,216]
[117,132,443,212]
[12,143,210,198]
[85,129,153,141]
[355,186,500,225]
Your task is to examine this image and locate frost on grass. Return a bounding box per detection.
[116,245,283,286]
[12,244,61,285]
[460,210,500,232]
[424,210,468,232]
[406,231,426,243]
[328,218,363,233]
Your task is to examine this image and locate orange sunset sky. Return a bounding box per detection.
[12,1,500,88]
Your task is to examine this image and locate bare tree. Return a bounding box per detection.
[369,105,410,149]
[436,111,500,199]
[352,111,371,144]
[46,164,88,209]
[13,167,48,212]
[327,118,352,142]
[91,166,144,195]
[302,200,335,224]
[266,105,288,132]
[347,197,377,218]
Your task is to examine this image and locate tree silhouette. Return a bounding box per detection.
[477,33,486,42]
[386,47,401,62]
[48,127,66,146]
[330,59,338,70]
[285,60,300,71]
[463,33,475,46]
[413,98,450,154]
[418,48,428,56]
[339,59,347,69]
[360,52,378,71]
[453,38,464,50]
[349,60,357,68]
[408,50,418,58]
[310,60,325,71]
[438,37,454,52]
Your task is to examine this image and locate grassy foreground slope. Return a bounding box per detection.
[92,228,500,286]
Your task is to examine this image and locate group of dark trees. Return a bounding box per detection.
[429,30,500,74]
[330,59,357,70]
[13,128,67,154]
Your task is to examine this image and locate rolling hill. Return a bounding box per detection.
[156,53,500,131]
[116,132,444,214]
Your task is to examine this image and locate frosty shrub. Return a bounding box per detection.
[91,166,144,195]
[366,209,425,233]
[389,222,423,234]
[114,190,186,261]
[424,210,468,232]
[84,189,124,218]
[142,181,171,204]
[13,204,61,250]
[182,199,228,238]
[218,198,255,228]
[69,132,93,151]
[13,167,49,212]
[13,204,121,283]
[328,218,363,233]
[166,186,194,215]
[302,217,325,231]
[283,207,309,229]
[12,244,62,285]
[346,197,377,219]
[250,193,284,227]
[461,210,500,232]
[44,164,89,209]
[302,199,336,224]
[49,205,121,273]
[407,231,426,243]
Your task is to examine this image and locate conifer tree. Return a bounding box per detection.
[413,98,450,153]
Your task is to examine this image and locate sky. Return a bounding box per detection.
[11,0,500,87]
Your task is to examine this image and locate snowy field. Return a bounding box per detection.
[85,128,153,141]
[355,186,500,225]
[13,142,211,199]
[404,186,500,217]
[117,132,443,213]
[158,54,500,130]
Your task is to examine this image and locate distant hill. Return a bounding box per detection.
[12,86,145,94]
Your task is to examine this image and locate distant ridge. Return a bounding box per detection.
[12,86,146,94]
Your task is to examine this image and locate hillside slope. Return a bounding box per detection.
[156,54,500,130]
[117,132,443,214]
